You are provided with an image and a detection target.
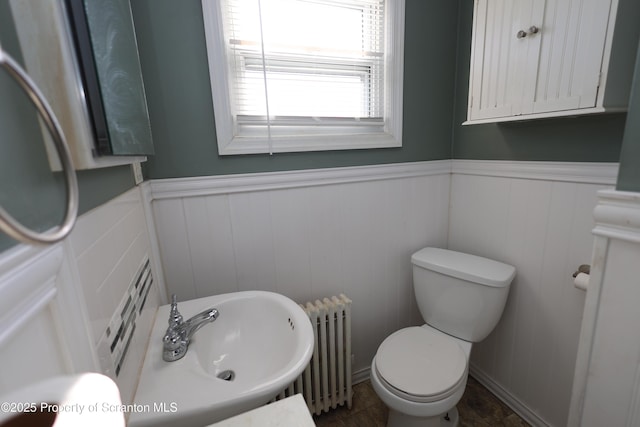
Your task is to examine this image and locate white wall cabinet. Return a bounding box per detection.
[465,0,640,124]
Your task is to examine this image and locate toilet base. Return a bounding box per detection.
[386,406,459,427]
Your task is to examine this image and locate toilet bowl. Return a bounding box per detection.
[371,248,515,427]
[371,325,472,427]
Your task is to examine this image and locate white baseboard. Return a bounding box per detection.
[470,365,551,427]
[352,366,371,385]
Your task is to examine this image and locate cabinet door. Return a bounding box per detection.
[529,0,610,114]
[468,0,545,121]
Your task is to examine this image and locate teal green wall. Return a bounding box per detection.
[131,0,460,179]
[0,2,135,253]
[617,43,640,192]
[135,0,628,180]
[451,1,626,162]
[2,0,638,253]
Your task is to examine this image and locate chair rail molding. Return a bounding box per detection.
[451,160,619,185]
[149,161,452,200]
[149,160,620,201]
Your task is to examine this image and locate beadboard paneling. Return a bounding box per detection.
[149,160,617,423]
[150,164,451,373]
[449,168,610,427]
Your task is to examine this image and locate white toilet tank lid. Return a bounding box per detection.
[411,248,515,288]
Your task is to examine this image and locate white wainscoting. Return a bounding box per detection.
[66,186,162,406]
[148,159,618,423]
[149,161,451,374]
[0,243,96,395]
[449,160,619,427]
[0,186,163,408]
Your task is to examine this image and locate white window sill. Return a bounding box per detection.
[217,132,402,155]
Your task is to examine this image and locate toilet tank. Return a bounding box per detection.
[411,248,516,343]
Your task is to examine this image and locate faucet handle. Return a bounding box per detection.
[163,327,182,348]
[162,327,187,361]
[168,294,183,327]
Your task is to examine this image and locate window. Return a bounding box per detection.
[202,0,405,155]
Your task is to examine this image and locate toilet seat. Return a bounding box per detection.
[375,326,468,403]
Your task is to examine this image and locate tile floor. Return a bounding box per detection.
[313,376,530,427]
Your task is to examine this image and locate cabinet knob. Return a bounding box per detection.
[517,26,540,39]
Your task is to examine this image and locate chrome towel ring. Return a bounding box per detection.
[0,46,79,245]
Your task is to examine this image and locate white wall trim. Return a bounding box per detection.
[592,189,640,243]
[139,183,168,304]
[149,160,452,200]
[352,367,371,385]
[470,365,552,427]
[567,235,608,427]
[150,160,619,200]
[0,242,98,374]
[627,358,640,426]
[569,189,640,426]
[0,244,63,346]
[0,243,55,283]
[452,160,619,185]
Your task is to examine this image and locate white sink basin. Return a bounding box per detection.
[129,291,313,427]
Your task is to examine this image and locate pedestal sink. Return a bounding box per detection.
[129,291,314,427]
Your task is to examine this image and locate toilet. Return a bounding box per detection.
[370,247,516,427]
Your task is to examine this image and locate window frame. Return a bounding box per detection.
[201,0,405,156]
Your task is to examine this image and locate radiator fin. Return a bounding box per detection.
[273,294,352,416]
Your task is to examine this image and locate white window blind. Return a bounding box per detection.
[202,0,404,155]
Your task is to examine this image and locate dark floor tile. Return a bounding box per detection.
[502,413,531,427]
[460,417,493,427]
[314,416,347,427]
[366,401,389,424]
[352,381,381,410]
[312,401,353,426]
[313,382,386,427]
[342,409,385,427]
[313,376,530,427]
[459,377,530,426]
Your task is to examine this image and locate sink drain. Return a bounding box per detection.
[217,370,235,381]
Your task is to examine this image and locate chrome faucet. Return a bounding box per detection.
[162,294,219,362]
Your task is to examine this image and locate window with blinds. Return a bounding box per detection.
[202,0,405,155]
